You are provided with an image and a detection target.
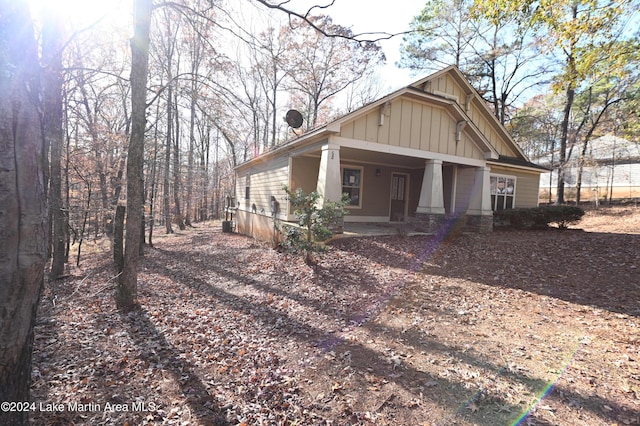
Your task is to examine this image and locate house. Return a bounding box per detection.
[234,66,546,241]
[536,135,640,203]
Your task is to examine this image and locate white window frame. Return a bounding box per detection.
[341,165,364,209]
[490,174,516,211]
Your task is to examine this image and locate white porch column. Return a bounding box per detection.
[316,143,342,205]
[416,159,445,214]
[467,166,493,216]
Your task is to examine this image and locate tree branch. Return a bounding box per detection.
[250,0,412,42]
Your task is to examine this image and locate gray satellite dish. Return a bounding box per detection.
[285,109,304,129]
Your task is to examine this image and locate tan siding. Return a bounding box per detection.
[388,100,402,146]
[378,110,390,144]
[420,107,432,151]
[337,95,512,162]
[491,165,540,208]
[468,102,518,157]
[458,133,484,160]
[399,100,412,148]
[429,108,443,152]
[290,156,320,194]
[341,121,355,139]
[243,156,289,215]
[353,116,366,140]
[455,167,475,213]
[365,112,378,142]
[410,104,422,149]
[442,116,453,155]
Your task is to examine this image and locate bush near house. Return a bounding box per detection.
[279,186,349,265]
[494,205,585,229]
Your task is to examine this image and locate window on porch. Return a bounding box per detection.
[490,174,516,211]
[342,166,362,207]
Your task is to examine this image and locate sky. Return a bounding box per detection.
[29,0,426,87]
[278,0,427,90]
[28,0,425,84]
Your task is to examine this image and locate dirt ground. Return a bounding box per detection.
[31,205,640,425]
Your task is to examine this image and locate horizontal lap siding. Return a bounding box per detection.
[238,156,289,215]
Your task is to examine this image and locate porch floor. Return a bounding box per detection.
[339,222,429,238]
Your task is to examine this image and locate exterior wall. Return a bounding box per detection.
[235,209,279,243]
[339,99,486,161]
[290,156,320,194]
[454,167,476,213]
[467,105,516,157]
[339,163,420,220]
[491,165,540,208]
[428,72,518,158]
[235,155,289,229]
[354,163,390,217]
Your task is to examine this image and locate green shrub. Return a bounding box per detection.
[280,186,349,265]
[494,205,585,229]
[540,205,585,229]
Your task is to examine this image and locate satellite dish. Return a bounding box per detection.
[285,109,304,129]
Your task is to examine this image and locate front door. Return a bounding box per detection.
[389,173,408,222]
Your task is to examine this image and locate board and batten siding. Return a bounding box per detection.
[428,73,518,158]
[339,98,486,161]
[491,165,540,208]
[236,155,290,218]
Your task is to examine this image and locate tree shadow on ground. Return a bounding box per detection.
[120,308,228,425]
[142,238,638,425]
[330,230,640,317]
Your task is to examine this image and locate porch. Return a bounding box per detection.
[289,140,494,233]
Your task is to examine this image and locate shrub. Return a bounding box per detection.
[280,186,349,265]
[540,205,585,229]
[494,205,585,229]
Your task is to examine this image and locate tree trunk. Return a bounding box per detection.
[163,83,174,234]
[556,85,575,205]
[172,89,185,230]
[76,181,91,267]
[0,2,48,424]
[114,205,125,275]
[42,3,66,279]
[148,103,160,247]
[186,80,196,227]
[117,0,152,311]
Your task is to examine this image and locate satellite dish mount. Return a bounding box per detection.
[285,109,304,135]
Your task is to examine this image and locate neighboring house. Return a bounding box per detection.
[536,135,640,203]
[234,66,545,241]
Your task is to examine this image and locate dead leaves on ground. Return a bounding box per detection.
[31,212,640,425]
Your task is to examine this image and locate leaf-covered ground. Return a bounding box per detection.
[31,206,640,425]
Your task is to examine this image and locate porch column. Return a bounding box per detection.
[416,159,445,214]
[316,143,342,205]
[467,166,492,215]
[466,166,493,232]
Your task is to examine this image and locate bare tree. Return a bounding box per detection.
[284,15,384,129]
[116,0,153,310]
[42,4,66,279]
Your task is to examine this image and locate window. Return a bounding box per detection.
[245,186,250,200]
[342,167,362,207]
[490,175,516,211]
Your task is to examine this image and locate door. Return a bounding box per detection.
[389,173,408,222]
